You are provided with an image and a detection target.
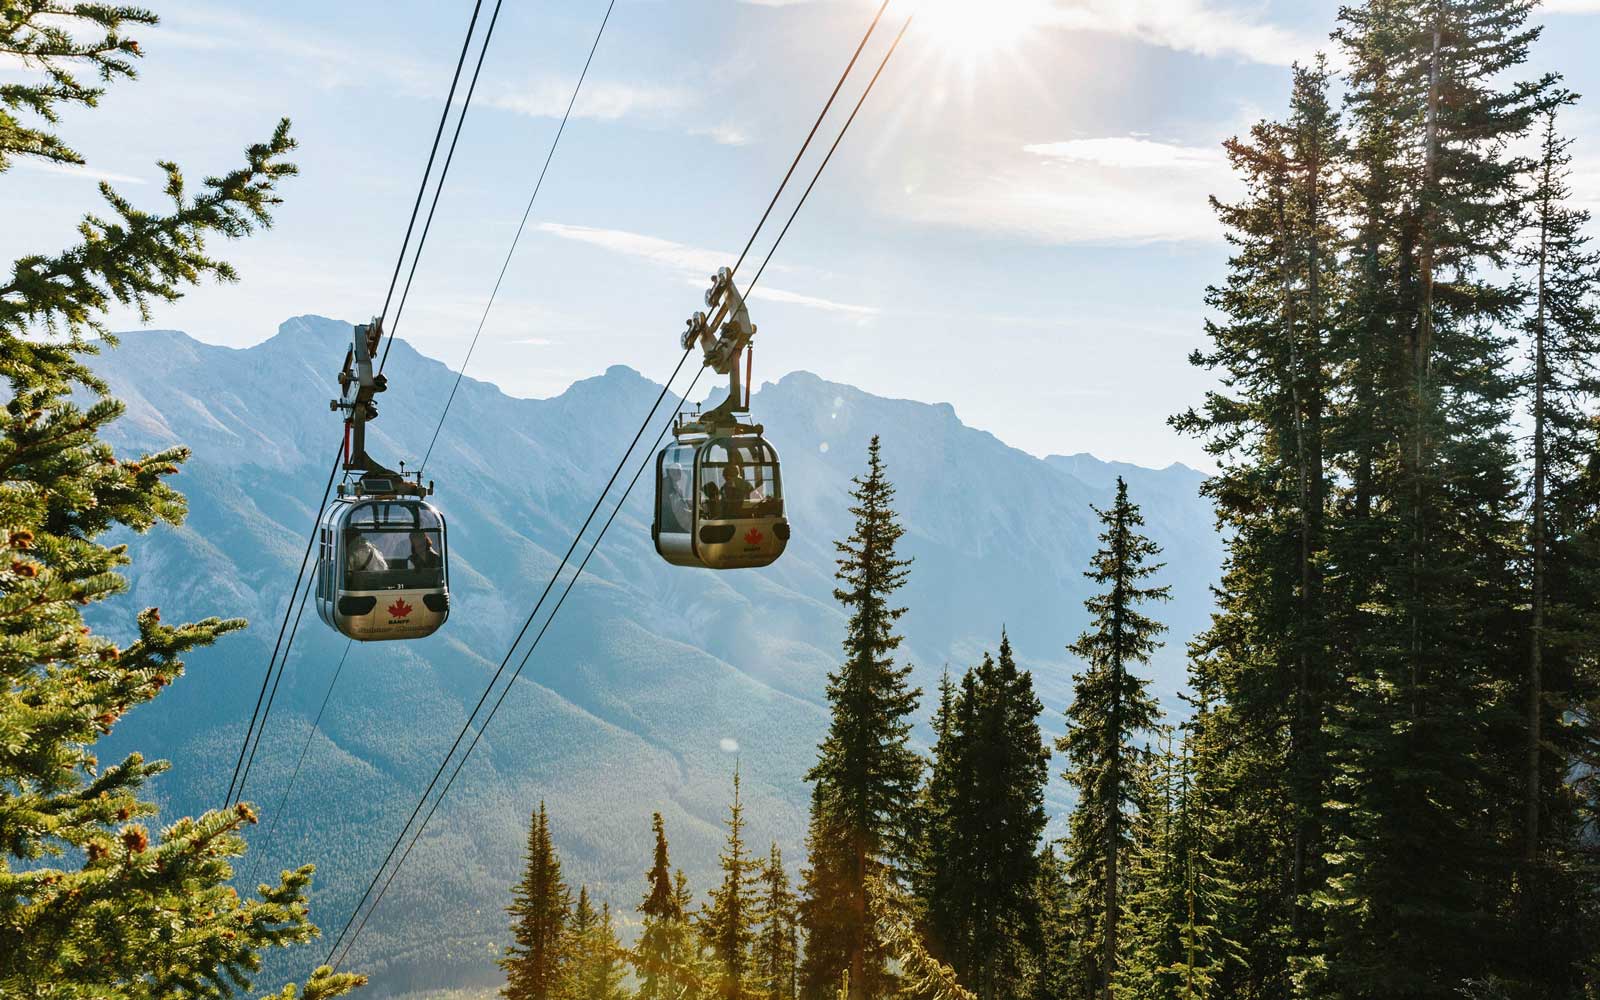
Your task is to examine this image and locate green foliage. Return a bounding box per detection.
[699,766,759,1000]
[560,891,627,1000]
[1310,3,1555,994]
[501,803,570,1000]
[0,1,153,168]
[1516,97,1600,994]
[915,632,1049,999]
[0,4,354,997]
[1170,59,1343,996]
[1113,729,1238,1000]
[799,436,922,1000]
[634,814,707,1000]
[754,843,798,1000]
[1173,0,1600,995]
[864,876,974,1000]
[1029,845,1088,1000]
[2,115,297,353]
[1059,478,1169,1000]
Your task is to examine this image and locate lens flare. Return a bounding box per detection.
[912,0,1053,64]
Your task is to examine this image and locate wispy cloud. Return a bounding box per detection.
[755,287,879,316]
[1044,0,1326,66]
[899,133,1235,244]
[491,79,691,122]
[540,223,727,276]
[1023,136,1226,170]
[691,123,753,147]
[1542,0,1600,12]
[148,3,437,96]
[538,223,879,316]
[11,159,149,185]
[741,0,1323,66]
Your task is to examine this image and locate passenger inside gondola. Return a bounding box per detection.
[409,530,442,570]
[697,440,781,520]
[719,461,754,514]
[662,466,692,533]
[347,532,389,573]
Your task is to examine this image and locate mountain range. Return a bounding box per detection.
[90,315,1222,996]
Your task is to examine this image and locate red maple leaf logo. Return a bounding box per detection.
[387,597,414,619]
[743,527,764,546]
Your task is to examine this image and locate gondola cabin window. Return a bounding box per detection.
[342,501,446,592]
[659,444,696,535]
[699,438,782,520]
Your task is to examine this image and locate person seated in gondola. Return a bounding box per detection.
[664,469,692,532]
[408,530,442,571]
[718,461,754,516]
[347,531,388,574]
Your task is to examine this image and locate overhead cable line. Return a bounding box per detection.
[225,456,339,806]
[233,584,314,803]
[225,0,499,807]
[325,2,901,965]
[324,9,914,970]
[380,0,509,371]
[421,0,621,473]
[244,640,353,890]
[244,0,614,870]
[237,0,509,802]
[377,0,490,330]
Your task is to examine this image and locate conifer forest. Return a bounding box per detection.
[5,0,1600,999]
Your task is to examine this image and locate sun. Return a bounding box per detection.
[911,0,1053,64]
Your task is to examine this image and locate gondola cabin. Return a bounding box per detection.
[654,434,788,569]
[316,496,450,641]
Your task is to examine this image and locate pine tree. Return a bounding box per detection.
[1170,61,1343,990]
[755,843,799,1000]
[1115,741,1178,1000]
[561,889,628,1000]
[701,765,760,1000]
[588,903,629,1000]
[563,887,597,1000]
[636,813,707,1000]
[502,803,571,1000]
[1031,844,1087,1000]
[799,435,922,1000]
[1060,478,1169,1000]
[1311,3,1558,993]
[1114,728,1237,1000]
[0,4,357,998]
[917,666,976,973]
[908,666,958,918]
[1515,97,1600,994]
[917,633,1049,1000]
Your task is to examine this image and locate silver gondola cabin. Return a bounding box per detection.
[653,268,789,570]
[314,318,450,641]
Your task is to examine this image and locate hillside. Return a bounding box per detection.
[91,316,1222,996]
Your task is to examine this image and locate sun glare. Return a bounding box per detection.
[912,0,1053,64]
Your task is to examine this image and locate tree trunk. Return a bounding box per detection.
[1104,760,1119,1000]
[850,839,865,1000]
[1525,135,1552,873]
[1410,12,1443,714]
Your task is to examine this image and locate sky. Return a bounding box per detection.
[7,0,1600,469]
